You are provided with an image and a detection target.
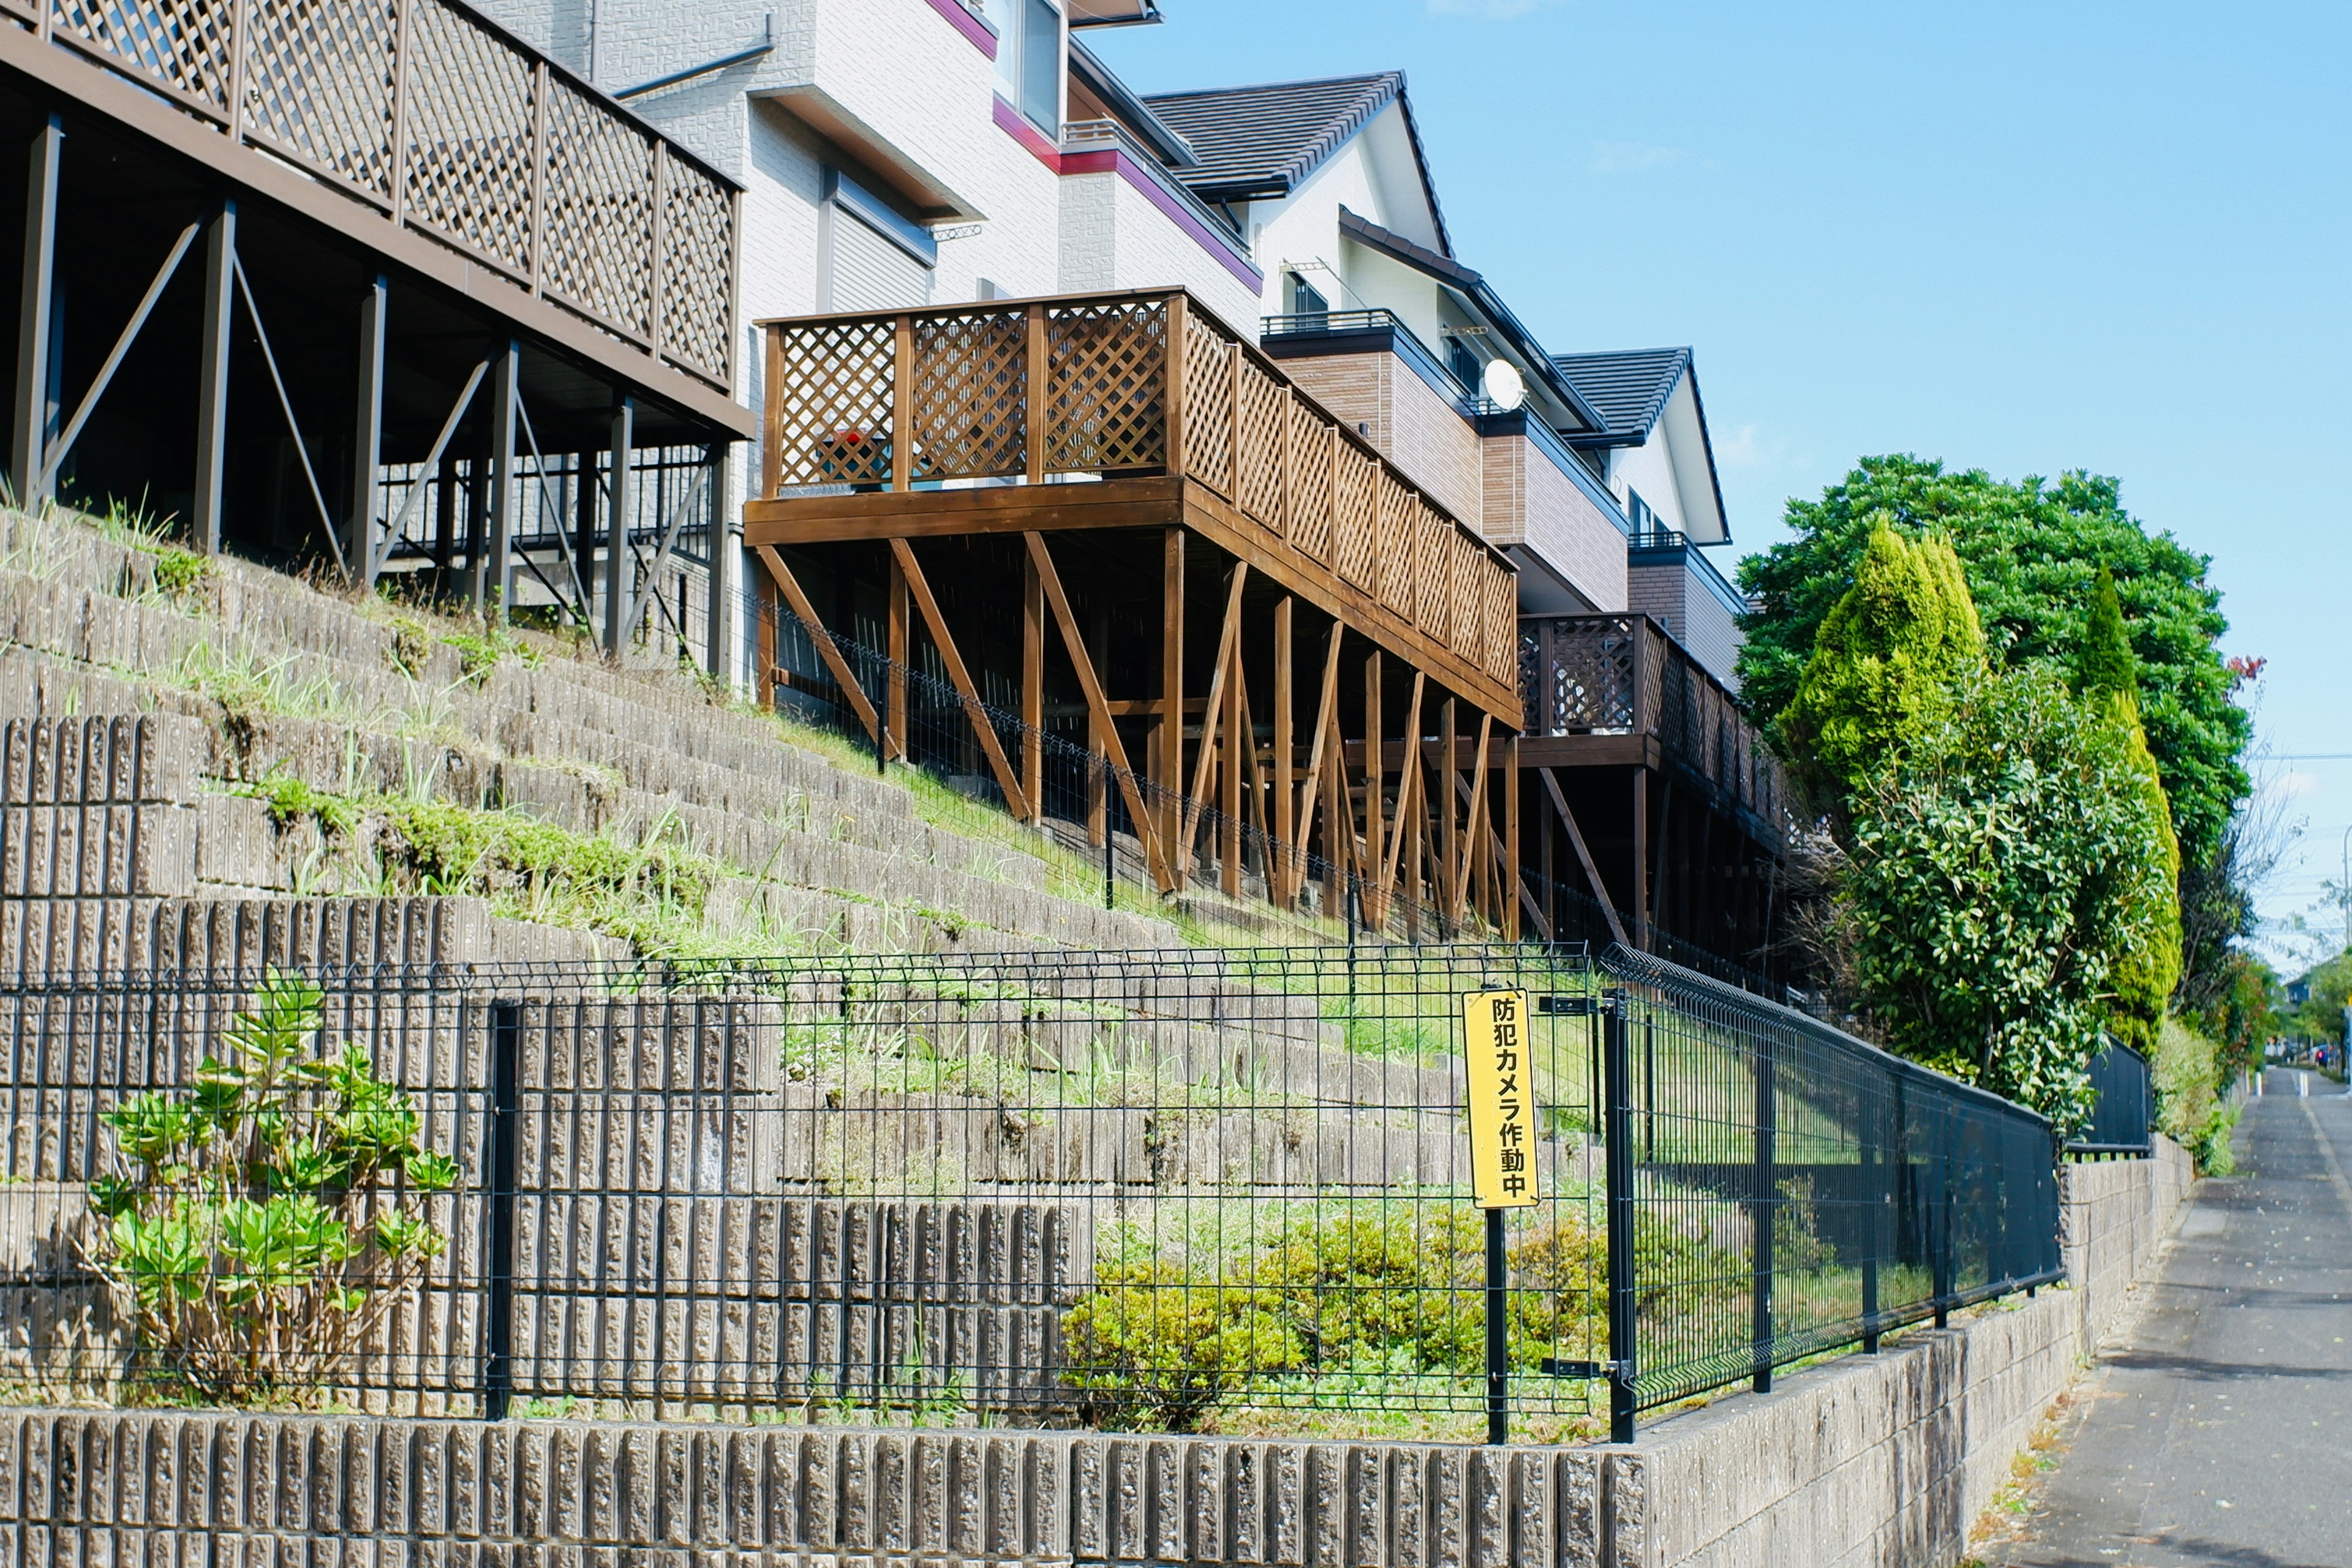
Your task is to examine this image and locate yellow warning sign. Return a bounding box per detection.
[1463,989,1539,1209]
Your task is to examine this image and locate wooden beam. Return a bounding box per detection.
[886,549,908,760]
[1022,549,1044,821]
[1439,699,1460,930]
[1452,714,1491,921]
[1378,672,1425,916]
[753,545,878,743]
[1237,668,1270,884]
[1025,303,1048,484]
[1289,622,1345,908]
[1162,527,1185,879]
[1273,597,1295,909]
[889,538,1033,821]
[1180,563,1250,865]
[1022,532,1170,889]
[1221,617,1243,899]
[1504,733,1521,942]
[1363,652,1384,929]
[891,315,914,492]
[1540,768,1630,949]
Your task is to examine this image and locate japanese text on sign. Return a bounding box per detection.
[1463,989,1539,1209]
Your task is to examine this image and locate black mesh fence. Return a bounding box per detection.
[2068,1039,2154,1158]
[1,944,2064,1439]
[1596,946,2064,1425]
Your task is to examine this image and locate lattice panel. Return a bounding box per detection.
[240,0,399,198]
[402,0,537,279]
[1333,448,1376,590]
[541,75,654,337]
[1520,619,1638,734]
[1181,315,1233,494]
[1046,303,1166,473]
[1412,499,1447,636]
[1287,406,1333,564]
[660,160,734,382]
[913,312,1027,480]
[1234,359,1286,529]
[767,321,896,489]
[1,0,34,21]
[1485,569,1515,683]
[53,0,233,112]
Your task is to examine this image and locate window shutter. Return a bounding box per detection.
[829,208,932,312]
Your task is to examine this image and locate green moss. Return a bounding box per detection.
[439,624,543,685]
[237,771,362,839]
[384,616,432,679]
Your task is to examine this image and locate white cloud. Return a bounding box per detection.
[1713,423,1807,473]
[2277,769,2324,801]
[1425,0,1567,18]
[1586,140,1693,176]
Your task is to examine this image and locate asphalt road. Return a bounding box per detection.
[1987,1071,2352,1568]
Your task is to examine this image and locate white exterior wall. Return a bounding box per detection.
[1610,426,1687,532]
[1056,170,1263,332]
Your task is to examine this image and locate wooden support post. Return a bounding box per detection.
[890,538,1032,821]
[1164,294,1189,480]
[1221,641,1243,898]
[1088,603,1109,848]
[755,574,777,709]
[1238,674,1269,881]
[347,273,387,583]
[1504,734,1521,941]
[1273,597,1295,908]
[755,545,878,742]
[1377,673,1425,921]
[604,395,634,652]
[10,113,61,507]
[893,313,916,491]
[1180,563,1248,865]
[1024,532,1170,888]
[1632,772,1651,952]
[1324,706,1346,916]
[1161,527,1185,881]
[193,201,236,556]
[1430,700,1449,930]
[1363,652,1384,928]
[1403,738,1425,941]
[1452,714,1491,921]
[1022,549,1044,821]
[1290,623,1344,909]
[485,339,518,619]
[886,550,908,760]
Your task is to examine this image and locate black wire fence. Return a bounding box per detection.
[0,945,2062,1441]
[2068,1039,2155,1158]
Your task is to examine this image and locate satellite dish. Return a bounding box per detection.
[1481,359,1525,411]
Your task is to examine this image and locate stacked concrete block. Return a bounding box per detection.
[0,1409,1638,1568]
[2058,1134,2195,1351]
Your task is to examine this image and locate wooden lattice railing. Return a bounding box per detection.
[19,0,737,388]
[1520,614,1792,840]
[758,289,1518,688]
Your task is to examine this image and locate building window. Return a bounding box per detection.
[1627,488,1657,533]
[1288,272,1329,321]
[1446,336,1481,396]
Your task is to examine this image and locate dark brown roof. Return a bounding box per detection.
[1549,348,1692,441]
[1140,73,1404,203]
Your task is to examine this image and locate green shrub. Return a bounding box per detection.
[2153,1016,2237,1174]
[1061,1258,1303,1431]
[85,973,457,1404]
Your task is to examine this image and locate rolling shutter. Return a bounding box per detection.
[829,207,932,312]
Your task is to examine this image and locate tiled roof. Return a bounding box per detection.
[1140,73,1404,202]
[1548,348,1692,442]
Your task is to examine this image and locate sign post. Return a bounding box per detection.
[1463,989,1537,1446]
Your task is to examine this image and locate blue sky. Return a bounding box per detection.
[1091,0,2352,970]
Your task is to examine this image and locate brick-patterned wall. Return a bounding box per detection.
[1485,437,1627,613]
[1627,559,1742,693]
[1383,361,1484,531]
[1281,353,1387,452]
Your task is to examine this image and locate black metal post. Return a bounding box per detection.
[1752,1025,1776,1394]
[1604,989,1638,1442]
[1485,1204,1508,1446]
[1934,1102,1954,1329]
[1102,752,1115,909]
[483,999,520,1420]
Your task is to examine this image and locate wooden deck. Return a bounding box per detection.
[742,288,1518,720]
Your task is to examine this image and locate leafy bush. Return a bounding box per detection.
[2153,1016,2237,1175]
[84,973,456,1403]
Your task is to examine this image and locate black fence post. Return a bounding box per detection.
[1751,1023,1775,1395]
[482,998,520,1420]
[1101,753,1115,910]
[1485,1205,1508,1446]
[1604,988,1638,1442]
[1861,1076,1882,1354]
[1933,1101,1954,1329]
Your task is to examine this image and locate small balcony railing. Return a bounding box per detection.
[17,0,739,387]
[1520,613,1791,839]
[758,288,1519,689]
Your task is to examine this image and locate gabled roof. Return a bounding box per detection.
[1548,348,1692,443]
[1141,72,1449,250]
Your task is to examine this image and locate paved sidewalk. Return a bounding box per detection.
[1986,1072,2352,1568]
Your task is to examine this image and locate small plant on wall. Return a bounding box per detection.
[83,972,458,1405]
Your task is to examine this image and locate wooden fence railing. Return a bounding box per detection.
[758,289,1518,690]
[1520,614,1792,840]
[15,0,737,388]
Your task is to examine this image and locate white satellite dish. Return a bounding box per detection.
[1481,359,1525,410]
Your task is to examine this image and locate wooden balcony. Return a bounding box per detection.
[3,0,741,401]
[744,288,1520,720]
[1520,614,1792,849]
